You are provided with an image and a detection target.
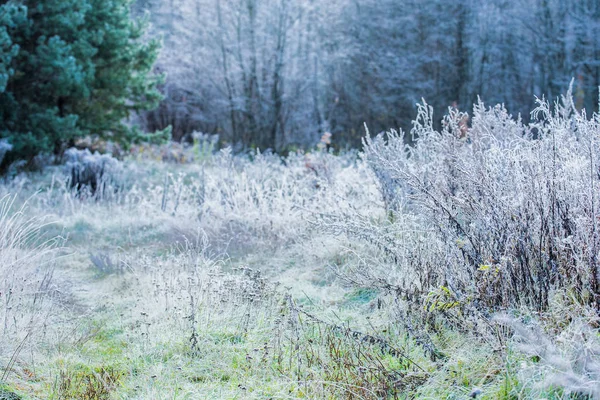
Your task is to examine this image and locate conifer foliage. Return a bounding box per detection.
[0,0,164,169]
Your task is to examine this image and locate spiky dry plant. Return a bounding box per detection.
[320,86,600,318]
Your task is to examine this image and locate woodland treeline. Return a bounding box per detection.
[135,0,600,149]
[1,0,599,166]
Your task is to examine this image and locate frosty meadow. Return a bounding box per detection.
[1,93,600,399]
[1,0,600,397]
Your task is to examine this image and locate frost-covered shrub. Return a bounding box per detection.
[357,89,600,312]
[64,148,123,198]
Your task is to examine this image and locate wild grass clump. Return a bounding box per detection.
[0,195,59,383]
[55,363,125,400]
[272,295,430,399]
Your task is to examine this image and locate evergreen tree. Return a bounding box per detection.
[0,0,165,169]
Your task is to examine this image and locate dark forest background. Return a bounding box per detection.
[1,0,599,164]
[133,0,600,150]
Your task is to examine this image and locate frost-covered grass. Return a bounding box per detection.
[0,195,58,372]
[2,92,600,399]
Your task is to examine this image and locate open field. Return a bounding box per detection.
[2,96,600,399]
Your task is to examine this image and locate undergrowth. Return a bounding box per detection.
[1,90,600,399]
